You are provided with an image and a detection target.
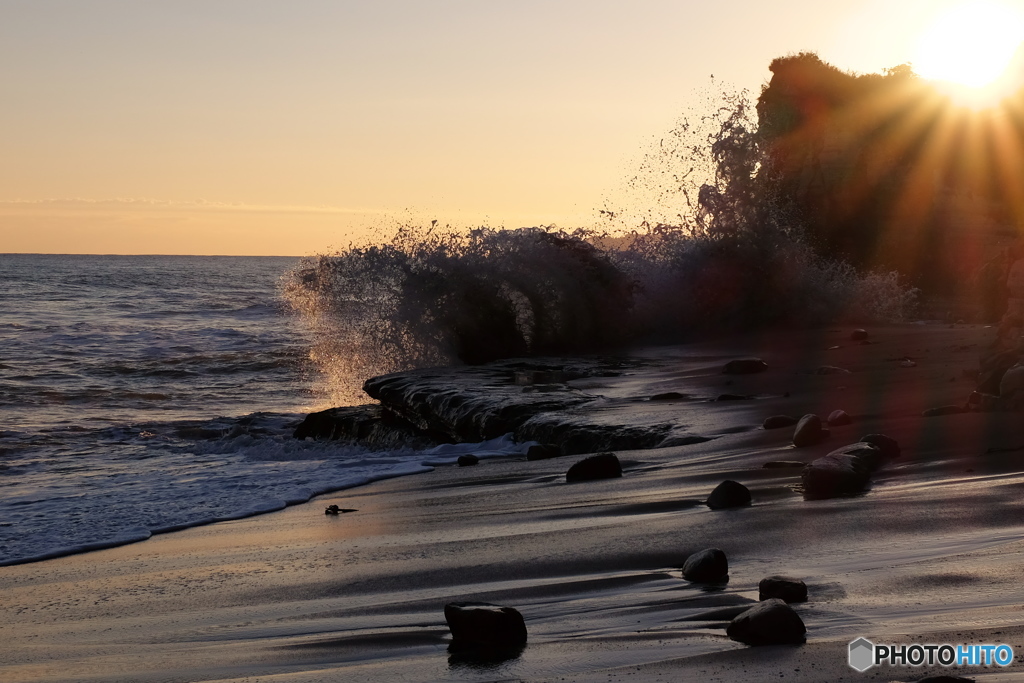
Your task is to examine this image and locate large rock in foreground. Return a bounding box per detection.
[726,598,806,645]
[444,602,528,646]
[682,548,728,582]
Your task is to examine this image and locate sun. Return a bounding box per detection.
[913,0,1024,104]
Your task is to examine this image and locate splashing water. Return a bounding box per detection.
[284,86,918,406]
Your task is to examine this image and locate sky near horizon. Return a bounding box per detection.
[2,0,1021,255]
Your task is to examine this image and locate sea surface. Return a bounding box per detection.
[0,254,523,566]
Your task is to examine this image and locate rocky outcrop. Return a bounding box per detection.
[682,548,728,582]
[444,602,528,646]
[706,480,751,510]
[359,358,678,454]
[363,363,593,442]
[516,417,669,456]
[727,599,806,645]
[565,453,622,482]
[292,404,449,450]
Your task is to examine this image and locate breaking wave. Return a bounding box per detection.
[284,88,918,405]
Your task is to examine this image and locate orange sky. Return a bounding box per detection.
[1,0,1020,255]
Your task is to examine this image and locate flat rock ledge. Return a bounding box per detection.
[295,356,699,455]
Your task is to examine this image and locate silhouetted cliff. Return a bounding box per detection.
[757,53,1022,297]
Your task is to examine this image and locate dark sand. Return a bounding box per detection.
[5,324,1024,682]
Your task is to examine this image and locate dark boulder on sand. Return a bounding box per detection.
[763,415,798,430]
[758,575,807,603]
[860,433,900,460]
[682,548,728,582]
[723,358,768,375]
[727,598,806,645]
[792,414,827,447]
[827,409,851,426]
[457,454,479,467]
[565,453,622,482]
[802,442,884,498]
[850,328,869,341]
[444,602,528,646]
[706,480,751,510]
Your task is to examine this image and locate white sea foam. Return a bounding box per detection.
[0,422,532,566]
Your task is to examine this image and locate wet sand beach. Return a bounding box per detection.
[5,323,1024,682]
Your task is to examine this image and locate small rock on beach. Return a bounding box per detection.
[444,602,528,646]
[758,575,807,603]
[763,415,798,430]
[827,409,851,426]
[706,480,751,510]
[565,453,622,482]
[682,548,729,582]
[726,598,806,645]
[792,414,827,447]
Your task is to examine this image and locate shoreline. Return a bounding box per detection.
[6,322,1024,682]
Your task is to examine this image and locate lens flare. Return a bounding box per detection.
[914,1,1024,105]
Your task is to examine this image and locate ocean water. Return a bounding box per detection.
[0,254,526,566]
